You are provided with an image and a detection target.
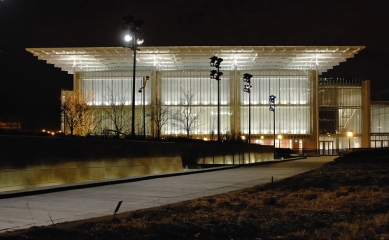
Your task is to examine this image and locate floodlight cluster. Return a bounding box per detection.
[269,95,276,111]
[243,73,253,93]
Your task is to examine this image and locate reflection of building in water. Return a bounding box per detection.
[26,46,387,154]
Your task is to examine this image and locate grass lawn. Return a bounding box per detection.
[1,155,389,239]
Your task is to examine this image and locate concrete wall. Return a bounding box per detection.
[180,142,274,166]
[0,136,275,193]
[0,136,182,192]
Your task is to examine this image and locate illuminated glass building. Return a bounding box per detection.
[27,46,374,153]
[371,102,389,148]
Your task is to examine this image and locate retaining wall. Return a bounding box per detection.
[0,136,182,192]
[180,142,274,166]
[0,136,275,193]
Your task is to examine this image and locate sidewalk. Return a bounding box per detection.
[0,156,335,232]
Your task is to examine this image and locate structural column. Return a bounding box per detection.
[150,67,160,138]
[73,72,82,92]
[230,68,240,135]
[361,80,371,148]
[308,70,319,151]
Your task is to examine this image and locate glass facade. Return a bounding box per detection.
[77,68,314,141]
[161,70,230,136]
[371,103,389,148]
[318,78,363,152]
[82,70,152,106]
[68,69,373,154]
[240,72,311,135]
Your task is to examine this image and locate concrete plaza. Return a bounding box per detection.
[0,156,335,232]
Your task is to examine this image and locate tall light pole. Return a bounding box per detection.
[243,73,253,143]
[139,76,150,139]
[123,15,144,139]
[210,56,223,142]
[269,95,276,156]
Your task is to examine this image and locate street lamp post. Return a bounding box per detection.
[243,73,253,143]
[123,15,144,139]
[139,76,150,139]
[210,56,223,142]
[269,95,276,157]
[347,130,353,151]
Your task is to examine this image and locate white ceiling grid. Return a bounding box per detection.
[26,46,364,74]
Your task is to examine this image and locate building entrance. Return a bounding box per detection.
[319,141,334,155]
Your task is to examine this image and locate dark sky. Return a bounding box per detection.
[1,0,389,130]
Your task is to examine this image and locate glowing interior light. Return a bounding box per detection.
[137,39,144,44]
[124,34,132,42]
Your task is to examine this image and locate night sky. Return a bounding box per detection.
[1,0,389,131]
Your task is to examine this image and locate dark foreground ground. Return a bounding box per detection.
[1,152,389,239]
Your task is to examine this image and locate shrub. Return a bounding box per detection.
[304,193,318,201]
[263,197,277,205]
[335,191,349,198]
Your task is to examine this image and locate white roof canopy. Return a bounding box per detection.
[26,46,364,74]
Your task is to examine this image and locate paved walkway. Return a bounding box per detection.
[0,156,335,232]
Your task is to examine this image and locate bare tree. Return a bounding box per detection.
[103,88,131,138]
[210,117,217,141]
[61,89,95,136]
[85,110,102,136]
[146,98,170,139]
[135,115,143,137]
[171,88,203,139]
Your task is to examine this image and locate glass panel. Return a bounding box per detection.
[82,70,151,106]
[371,104,389,133]
[337,88,361,106]
[241,106,310,135]
[240,70,311,135]
[163,106,230,136]
[161,70,230,105]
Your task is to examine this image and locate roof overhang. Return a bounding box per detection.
[26,46,365,75]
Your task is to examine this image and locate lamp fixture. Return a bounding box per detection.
[209,56,223,142]
[269,95,276,111]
